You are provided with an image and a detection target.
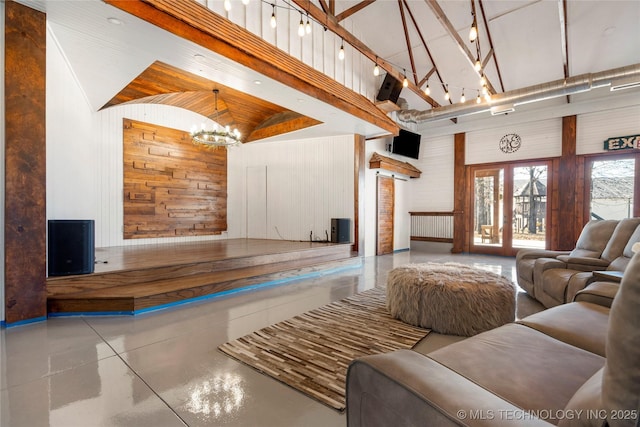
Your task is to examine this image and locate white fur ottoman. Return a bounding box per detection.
[387,262,516,336]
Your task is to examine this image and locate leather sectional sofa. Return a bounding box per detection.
[516,218,640,308]
[346,251,640,426]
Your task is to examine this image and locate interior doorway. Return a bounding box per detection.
[376,175,394,255]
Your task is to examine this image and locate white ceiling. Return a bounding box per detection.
[15,0,640,140]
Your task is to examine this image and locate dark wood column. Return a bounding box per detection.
[4,1,47,324]
[353,134,365,255]
[552,115,578,250]
[452,133,466,253]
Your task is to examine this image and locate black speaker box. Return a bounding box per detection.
[331,218,351,243]
[376,74,403,103]
[48,220,95,276]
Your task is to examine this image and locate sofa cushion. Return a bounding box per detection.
[428,323,605,420]
[558,369,604,427]
[608,224,640,272]
[601,218,640,262]
[568,220,618,259]
[518,302,609,356]
[574,281,619,308]
[602,252,640,426]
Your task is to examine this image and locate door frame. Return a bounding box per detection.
[467,160,552,257]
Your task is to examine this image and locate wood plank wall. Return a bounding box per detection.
[123,118,228,239]
[4,1,47,323]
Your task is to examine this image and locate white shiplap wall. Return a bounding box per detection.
[229,135,355,242]
[202,0,377,102]
[466,118,563,164]
[1,1,5,322]
[409,134,455,211]
[577,105,640,155]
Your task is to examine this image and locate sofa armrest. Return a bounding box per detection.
[556,256,611,271]
[347,350,552,427]
[566,272,598,304]
[533,258,569,288]
[516,249,571,262]
[574,282,620,308]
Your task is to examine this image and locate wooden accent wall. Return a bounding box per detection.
[123,119,228,239]
[353,134,365,255]
[452,133,466,253]
[4,1,47,323]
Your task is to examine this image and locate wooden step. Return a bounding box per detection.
[48,255,361,314]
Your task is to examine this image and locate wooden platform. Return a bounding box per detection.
[47,239,358,315]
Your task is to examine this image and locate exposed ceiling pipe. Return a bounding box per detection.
[396,63,640,124]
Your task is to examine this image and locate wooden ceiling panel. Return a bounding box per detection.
[102,61,322,142]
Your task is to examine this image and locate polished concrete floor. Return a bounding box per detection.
[0,248,543,427]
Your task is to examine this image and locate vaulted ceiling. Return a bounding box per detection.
[16,0,640,140]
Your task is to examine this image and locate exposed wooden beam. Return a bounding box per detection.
[478,0,505,93]
[402,0,451,106]
[336,0,376,22]
[424,0,497,95]
[318,0,330,14]
[481,47,493,70]
[558,0,570,102]
[418,68,436,87]
[398,0,418,85]
[291,0,441,108]
[105,0,398,135]
[329,0,335,15]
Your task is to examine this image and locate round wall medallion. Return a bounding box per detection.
[499,133,521,153]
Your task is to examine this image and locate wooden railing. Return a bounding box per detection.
[410,212,454,243]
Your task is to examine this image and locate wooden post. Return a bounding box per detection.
[556,115,578,249]
[452,133,466,253]
[353,134,365,255]
[4,1,47,324]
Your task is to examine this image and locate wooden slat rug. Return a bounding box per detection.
[218,287,429,411]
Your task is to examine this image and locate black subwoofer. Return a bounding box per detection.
[376,74,403,103]
[48,219,95,276]
[331,218,351,243]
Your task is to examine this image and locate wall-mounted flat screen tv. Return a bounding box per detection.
[392,129,421,159]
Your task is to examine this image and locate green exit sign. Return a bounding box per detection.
[603,134,640,151]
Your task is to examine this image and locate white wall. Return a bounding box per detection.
[577,105,640,155]
[229,135,355,241]
[409,134,455,211]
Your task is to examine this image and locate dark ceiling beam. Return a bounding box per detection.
[397,0,418,85]
[478,0,505,93]
[318,0,330,14]
[481,47,493,70]
[558,0,570,102]
[291,0,441,108]
[335,0,376,22]
[402,0,451,106]
[328,0,335,15]
[424,0,497,96]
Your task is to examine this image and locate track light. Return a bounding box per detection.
[475,56,482,72]
[444,84,450,101]
[305,13,312,34]
[480,74,487,86]
[460,89,466,103]
[298,12,305,37]
[402,70,409,88]
[224,0,232,11]
[373,62,380,76]
[338,40,345,60]
[476,92,481,104]
[424,82,430,95]
[270,4,276,28]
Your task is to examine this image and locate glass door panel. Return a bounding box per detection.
[512,165,548,249]
[590,158,635,220]
[473,168,504,248]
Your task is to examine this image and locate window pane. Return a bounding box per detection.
[590,159,635,220]
[474,169,503,246]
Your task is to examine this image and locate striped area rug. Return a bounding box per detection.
[218,287,429,411]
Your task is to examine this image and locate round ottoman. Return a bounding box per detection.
[386,262,516,336]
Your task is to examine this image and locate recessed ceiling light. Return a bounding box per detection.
[107,17,123,25]
[603,26,616,36]
[253,80,262,85]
